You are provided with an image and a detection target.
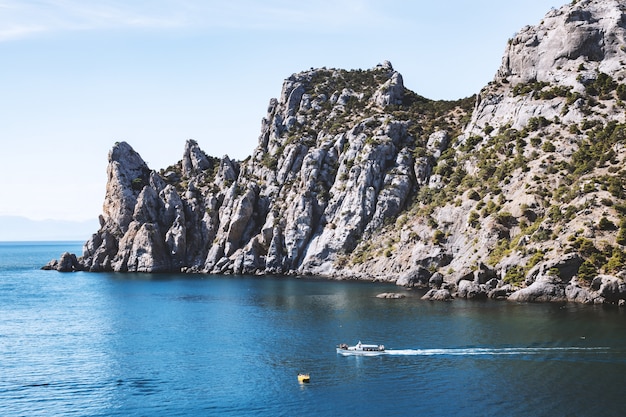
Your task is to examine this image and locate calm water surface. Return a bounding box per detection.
[1,242,626,416]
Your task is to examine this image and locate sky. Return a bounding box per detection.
[0,0,560,230]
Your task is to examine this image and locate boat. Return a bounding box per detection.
[336,341,386,356]
[297,373,310,383]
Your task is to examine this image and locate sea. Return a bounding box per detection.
[1,241,626,417]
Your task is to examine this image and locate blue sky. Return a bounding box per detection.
[1,0,558,227]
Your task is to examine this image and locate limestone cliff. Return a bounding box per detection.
[48,0,626,304]
[76,61,461,276]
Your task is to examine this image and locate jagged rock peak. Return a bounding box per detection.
[109,141,148,170]
[376,60,394,71]
[497,0,626,86]
[255,61,407,157]
[102,141,151,235]
[277,61,404,110]
[182,139,211,177]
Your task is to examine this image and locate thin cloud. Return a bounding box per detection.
[0,0,401,41]
[193,0,400,32]
[0,0,187,41]
[0,24,47,41]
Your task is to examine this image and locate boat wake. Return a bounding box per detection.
[384,347,610,356]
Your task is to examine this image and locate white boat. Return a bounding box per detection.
[337,341,386,356]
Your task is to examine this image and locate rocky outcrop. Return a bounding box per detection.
[591,275,626,303]
[457,280,488,300]
[396,266,432,288]
[496,0,626,86]
[422,288,453,301]
[508,276,567,303]
[565,278,597,304]
[67,62,435,277]
[526,254,584,285]
[47,0,626,305]
[42,252,82,272]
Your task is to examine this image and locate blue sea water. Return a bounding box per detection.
[1,242,626,416]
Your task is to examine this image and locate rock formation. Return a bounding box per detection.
[48,0,626,305]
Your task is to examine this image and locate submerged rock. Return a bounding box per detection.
[376,292,407,299]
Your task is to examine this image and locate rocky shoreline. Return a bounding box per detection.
[45,0,626,306]
[44,250,626,306]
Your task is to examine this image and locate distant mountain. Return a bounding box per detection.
[0,216,99,242]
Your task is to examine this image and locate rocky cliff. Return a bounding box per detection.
[47,0,626,305]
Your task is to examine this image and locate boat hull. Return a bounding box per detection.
[336,342,386,356]
[336,348,386,356]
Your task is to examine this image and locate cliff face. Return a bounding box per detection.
[80,61,467,276]
[54,0,626,304]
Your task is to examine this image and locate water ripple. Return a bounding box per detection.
[2,248,626,416]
